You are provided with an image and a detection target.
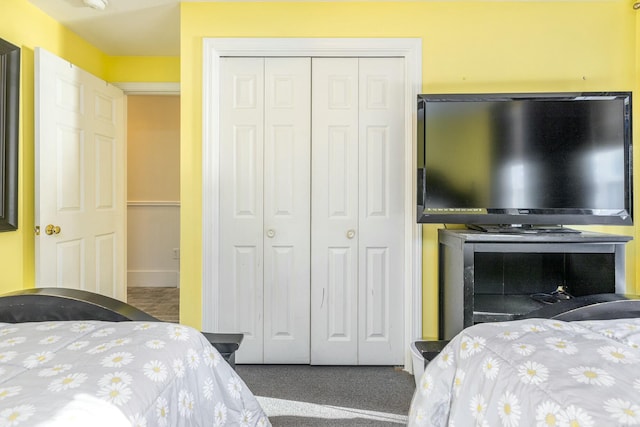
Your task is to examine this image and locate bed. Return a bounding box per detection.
[408,295,640,426]
[0,288,270,427]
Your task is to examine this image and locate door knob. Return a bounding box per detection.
[346,229,356,239]
[266,229,275,238]
[45,224,61,235]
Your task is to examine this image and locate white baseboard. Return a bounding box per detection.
[127,271,179,288]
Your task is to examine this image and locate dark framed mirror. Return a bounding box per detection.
[0,38,19,231]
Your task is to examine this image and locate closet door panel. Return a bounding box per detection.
[219,57,265,363]
[311,58,359,364]
[357,57,405,365]
[263,58,311,363]
[326,247,356,338]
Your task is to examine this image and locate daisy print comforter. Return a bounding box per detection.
[0,321,269,427]
[409,318,640,427]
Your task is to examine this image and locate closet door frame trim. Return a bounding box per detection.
[202,38,422,371]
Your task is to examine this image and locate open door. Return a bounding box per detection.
[35,47,126,300]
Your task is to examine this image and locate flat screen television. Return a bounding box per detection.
[417,92,633,231]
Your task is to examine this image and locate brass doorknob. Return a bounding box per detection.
[45,224,61,235]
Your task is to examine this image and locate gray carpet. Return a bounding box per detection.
[126,287,417,426]
[236,365,416,426]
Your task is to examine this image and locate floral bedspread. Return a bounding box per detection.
[0,321,270,427]
[409,318,640,426]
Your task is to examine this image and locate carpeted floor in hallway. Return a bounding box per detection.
[127,286,179,323]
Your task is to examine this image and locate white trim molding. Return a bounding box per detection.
[112,82,180,95]
[127,200,180,207]
[127,270,179,288]
[202,38,423,371]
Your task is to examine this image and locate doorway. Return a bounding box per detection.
[202,38,423,370]
[122,89,180,321]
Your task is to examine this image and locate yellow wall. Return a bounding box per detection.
[180,1,638,337]
[106,56,180,83]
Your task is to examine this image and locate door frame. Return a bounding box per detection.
[202,38,423,370]
[110,82,181,296]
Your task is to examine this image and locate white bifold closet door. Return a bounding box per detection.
[311,57,405,365]
[218,57,311,364]
[217,56,404,365]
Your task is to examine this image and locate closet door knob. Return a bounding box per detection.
[266,229,276,238]
[346,229,356,239]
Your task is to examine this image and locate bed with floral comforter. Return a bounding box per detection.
[0,320,269,427]
[409,318,640,426]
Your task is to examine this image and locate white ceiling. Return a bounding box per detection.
[28,0,213,56]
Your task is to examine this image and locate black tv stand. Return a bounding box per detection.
[438,229,632,340]
[466,224,581,234]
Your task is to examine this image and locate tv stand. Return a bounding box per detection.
[466,224,581,234]
[438,228,632,340]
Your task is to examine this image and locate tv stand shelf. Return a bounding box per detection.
[466,224,582,234]
[473,294,547,322]
[438,228,632,340]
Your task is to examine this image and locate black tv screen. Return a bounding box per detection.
[417,92,633,228]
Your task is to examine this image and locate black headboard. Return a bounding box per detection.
[0,288,159,323]
[519,293,640,322]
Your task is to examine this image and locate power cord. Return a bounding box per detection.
[530,285,573,305]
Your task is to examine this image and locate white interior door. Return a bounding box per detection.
[357,58,405,365]
[263,58,311,363]
[35,47,126,300]
[218,57,311,363]
[311,58,360,364]
[218,57,265,362]
[311,57,405,365]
